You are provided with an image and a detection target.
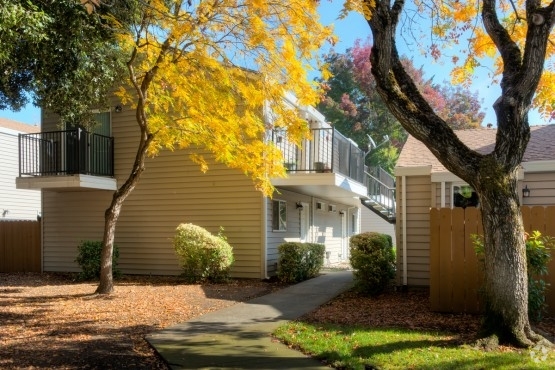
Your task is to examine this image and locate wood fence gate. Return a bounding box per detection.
[0,220,41,272]
[430,206,555,316]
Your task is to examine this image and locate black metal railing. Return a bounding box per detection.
[362,168,396,222]
[271,127,365,183]
[19,129,114,177]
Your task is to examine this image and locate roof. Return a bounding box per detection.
[396,125,555,173]
[0,117,40,133]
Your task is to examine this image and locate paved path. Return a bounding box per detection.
[147,270,353,369]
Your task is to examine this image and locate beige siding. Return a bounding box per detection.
[360,207,396,246]
[0,128,41,220]
[266,189,311,274]
[395,175,432,286]
[42,105,264,278]
[522,172,555,206]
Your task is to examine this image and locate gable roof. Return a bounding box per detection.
[396,125,555,174]
[0,117,40,134]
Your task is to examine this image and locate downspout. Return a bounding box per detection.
[440,182,446,208]
[402,175,407,287]
[262,195,269,279]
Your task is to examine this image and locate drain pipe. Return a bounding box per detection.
[402,175,407,287]
[262,196,269,279]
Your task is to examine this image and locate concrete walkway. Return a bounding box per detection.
[147,270,353,369]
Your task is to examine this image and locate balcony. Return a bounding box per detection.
[16,129,117,191]
[270,127,367,205]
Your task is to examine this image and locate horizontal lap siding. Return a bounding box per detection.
[266,189,309,274]
[0,130,41,220]
[360,207,396,246]
[522,173,555,206]
[42,106,264,278]
[313,199,346,264]
[396,175,432,286]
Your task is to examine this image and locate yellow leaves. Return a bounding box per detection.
[342,0,375,20]
[117,0,332,197]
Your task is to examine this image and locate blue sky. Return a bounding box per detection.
[0,2,540,127]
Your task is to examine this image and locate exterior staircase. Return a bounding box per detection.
[361,167,396,223]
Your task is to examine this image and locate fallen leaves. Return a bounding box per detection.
[0,272,285,369]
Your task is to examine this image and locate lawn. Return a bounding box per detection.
[274,288,555,370]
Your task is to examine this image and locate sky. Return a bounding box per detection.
[0,1,541,127]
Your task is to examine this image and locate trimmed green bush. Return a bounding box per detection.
[349,232,396,295]
[75,240,121,281]
[173,224,234,283]
[277,242,325,283]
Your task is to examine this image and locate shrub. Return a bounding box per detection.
[349,232,396,296]
[173,224,234,283]
[472,231,554,322]
[277,243,325,283]
[75,240,121,281]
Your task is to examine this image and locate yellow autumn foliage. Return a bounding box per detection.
[346,0,555,120]
[115,0,332,196]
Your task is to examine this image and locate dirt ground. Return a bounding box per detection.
[0,273,288,369]
[2,272,555,369]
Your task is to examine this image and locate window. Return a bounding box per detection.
[453,184,479,209]
[272,200,287,231]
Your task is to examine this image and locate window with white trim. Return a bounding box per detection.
[272,200,287,231]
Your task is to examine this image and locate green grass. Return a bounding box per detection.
[273,322,555,369]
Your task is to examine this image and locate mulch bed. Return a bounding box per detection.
[0,273,288,369]
[2,273,555,369]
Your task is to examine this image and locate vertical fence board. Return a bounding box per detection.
[429,206,555,316]
[429,209,441,311]
[438,208,453,311]
[545,207,555,316]
[464,207,482,313]
[530,206,546,234]
[451,208,466,311]
[0,220,41,273]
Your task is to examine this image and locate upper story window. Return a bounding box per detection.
[272,200,287,231]
[453,184,479,209]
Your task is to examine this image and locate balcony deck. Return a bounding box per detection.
[16,129,116,191]
[270,127,367,205]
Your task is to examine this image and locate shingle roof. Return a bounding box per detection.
[397,125,555,173]
[0,117,40,133]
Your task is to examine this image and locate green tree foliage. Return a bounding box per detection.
[0,0,134,124]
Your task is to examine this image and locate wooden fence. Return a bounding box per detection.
[0,220,41,272]
[430,206,555,316]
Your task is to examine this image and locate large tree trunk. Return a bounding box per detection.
[363,0,554,348]
[95,112,153,294]
[95,133,152,294]
[475,169,542,346]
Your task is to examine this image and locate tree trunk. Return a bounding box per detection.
[475,169,542,346]
[95,128,153,295]
[95,193,126,294]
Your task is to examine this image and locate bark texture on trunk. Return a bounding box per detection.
[363,0,555,346]
[476,169,537,345]
[95,36,162,294]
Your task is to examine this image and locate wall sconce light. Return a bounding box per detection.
[523,185,531,198]
[296,202,304,210]
[114,105,123,113]
[339,211,345,215]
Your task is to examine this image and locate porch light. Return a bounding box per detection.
[296,202,304,210]
[523,185,531,198]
